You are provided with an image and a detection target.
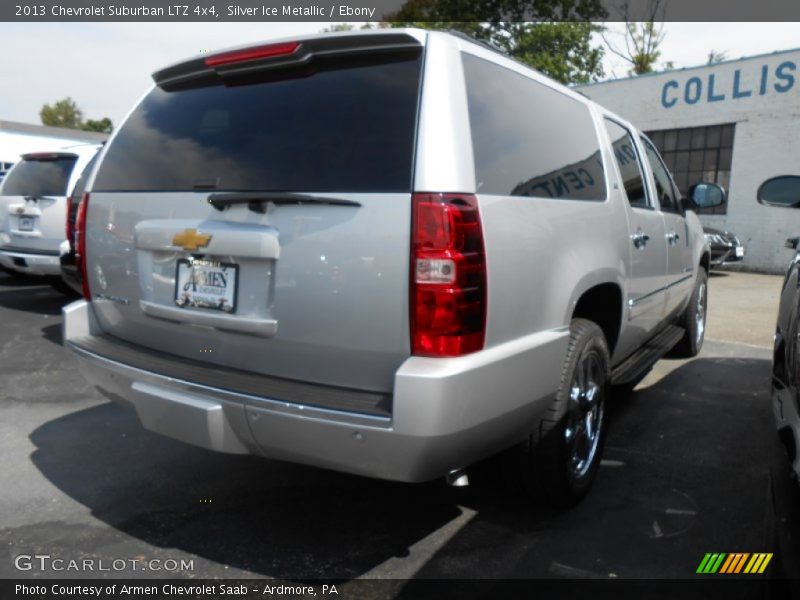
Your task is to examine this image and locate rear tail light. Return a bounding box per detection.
[204,42,300,67]
[411,193,486,357]
[75,192,91,301]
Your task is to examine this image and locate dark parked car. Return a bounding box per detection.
[761,175,800,483]
[703,226,745,267]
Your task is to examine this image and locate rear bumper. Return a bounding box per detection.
[64,300,568,482]
[0,246,61,276]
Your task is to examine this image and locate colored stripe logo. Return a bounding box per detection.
[696,553,773,574]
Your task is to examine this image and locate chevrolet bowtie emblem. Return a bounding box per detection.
[172,229,212,251]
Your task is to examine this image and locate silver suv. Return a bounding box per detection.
[0,144,101,288]
[64,30,717,506]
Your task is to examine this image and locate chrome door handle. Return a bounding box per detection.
[667,231,680,245]
[631,231,650,249]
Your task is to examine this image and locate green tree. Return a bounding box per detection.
[600,1,669,76]
[40,97,84,129]
[40,97,113,133]
[83,118,114,134]
[624,21,663,74]
[385,21,604,84]
[386,1,607,84]
[491,22,605,85]
[319,22,385,32]
[387,0,606,22]
[321,23,356,32]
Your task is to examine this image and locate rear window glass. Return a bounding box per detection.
[93,53,423,193]
[1,156,77,197]
[462,53,606,201]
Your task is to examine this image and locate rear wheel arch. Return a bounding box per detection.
[571,282,623,359]
[700,251,710,274]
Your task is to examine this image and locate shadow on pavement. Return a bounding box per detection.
[0,275,70,316]
[40,323,63,346]
[27,401,462,580]
[402,354,778,580]
[0,271,43,286]
[25,353,793,587]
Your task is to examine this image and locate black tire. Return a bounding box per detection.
[513,318,610,508]
[672,268,708,358]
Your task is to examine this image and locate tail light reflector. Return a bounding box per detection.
[411,193,486,357]
[75,192,91,301]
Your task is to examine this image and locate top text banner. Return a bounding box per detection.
[3,0,800,21]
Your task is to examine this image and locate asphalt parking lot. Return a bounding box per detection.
[1,269,799,593]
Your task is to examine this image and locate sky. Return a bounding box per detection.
[1,22,799,127]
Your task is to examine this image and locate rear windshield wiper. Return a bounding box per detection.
[207,192,361,213]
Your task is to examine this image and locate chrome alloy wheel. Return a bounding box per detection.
[564,348,605,481]
[696,282,707,346]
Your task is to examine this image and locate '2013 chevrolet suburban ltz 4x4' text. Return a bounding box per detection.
[64,30,721,507]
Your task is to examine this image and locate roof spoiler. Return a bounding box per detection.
[153,32,423,91]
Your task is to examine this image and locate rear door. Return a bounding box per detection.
[603,119,667,339]
[0,153,77,253]
[640,136,694,316]
[86,34,425,393]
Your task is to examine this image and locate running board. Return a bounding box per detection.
[610,325,685,385]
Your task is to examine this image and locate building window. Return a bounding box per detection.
[645,123,735,215]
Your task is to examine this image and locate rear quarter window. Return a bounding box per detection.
[462,53,606,201]
[1,156,77,197]
[93,52,423,193]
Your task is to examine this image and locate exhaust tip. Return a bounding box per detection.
[446,469,469,487]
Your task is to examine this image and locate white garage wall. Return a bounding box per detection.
[578,48,800,273]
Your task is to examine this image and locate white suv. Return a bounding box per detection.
[0,143,101,289]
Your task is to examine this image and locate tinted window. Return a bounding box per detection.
[603,119,648,209]
[93,53,422,193]
[641,137,680,213]
[1,156,77,197]
[462,53,606,201]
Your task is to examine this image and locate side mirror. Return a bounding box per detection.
[757,176,800,208]
[786,237,800,250]
[687,182,726,210]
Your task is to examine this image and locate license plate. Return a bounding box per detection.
[18,216,34,231]
[175,259,237,313]
[735,246,744,258]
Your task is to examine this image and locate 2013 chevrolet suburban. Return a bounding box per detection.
[63,29,721,507]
